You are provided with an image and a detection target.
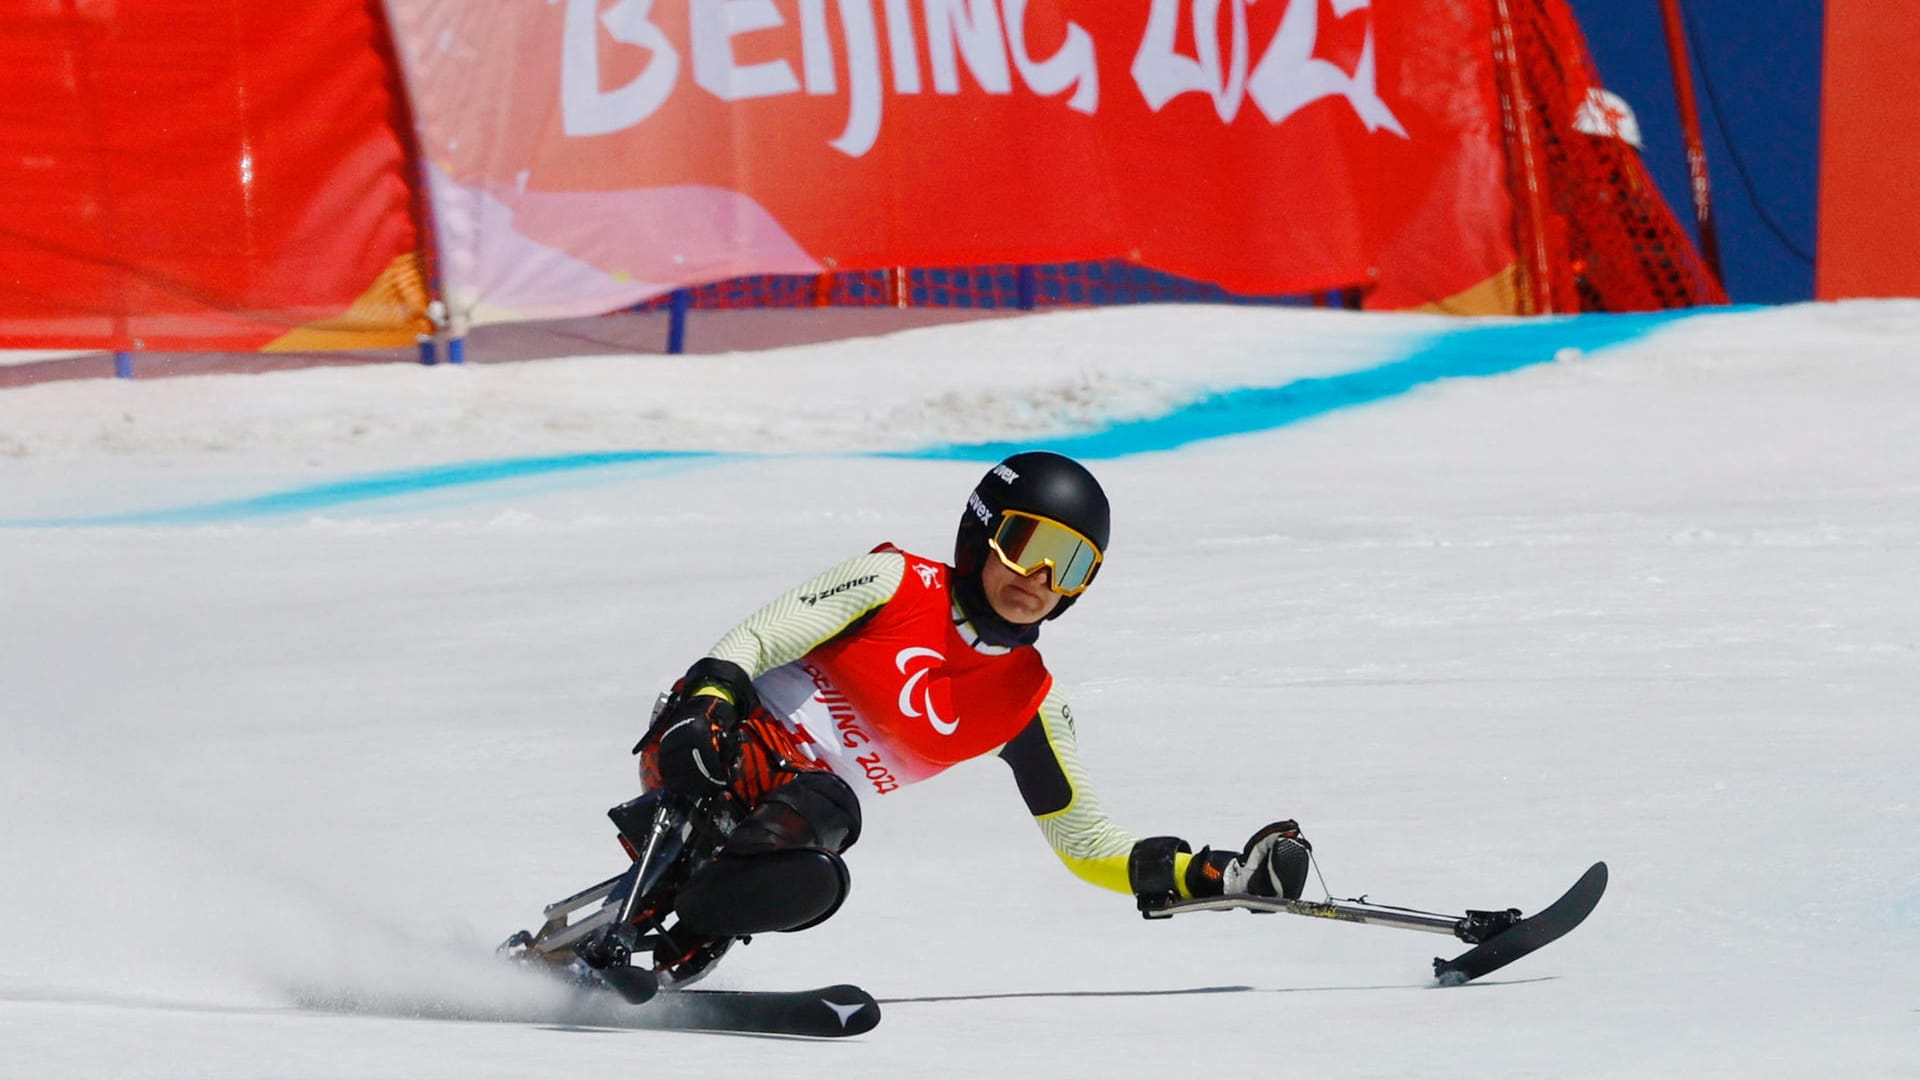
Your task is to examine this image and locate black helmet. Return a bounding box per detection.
[954,451,1110,632]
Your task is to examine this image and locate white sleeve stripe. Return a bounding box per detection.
[1031,686,1141,863]
[705,552,908,678]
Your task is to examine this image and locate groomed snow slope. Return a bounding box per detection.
[2,302,1915,1077]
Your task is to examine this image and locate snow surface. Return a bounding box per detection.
[2,302,1916,1077]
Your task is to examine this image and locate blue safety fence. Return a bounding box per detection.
[629,261,1351,350]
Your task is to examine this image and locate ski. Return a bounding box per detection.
[1142,861,1608,986]
[648,984,882,1037]
[1432,861,1607,985]
[507,950,881,1037]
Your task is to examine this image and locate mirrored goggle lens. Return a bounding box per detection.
[991,512,1102,595]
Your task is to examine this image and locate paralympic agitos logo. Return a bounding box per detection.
[561,0,1405,156]
[894,647,956,735]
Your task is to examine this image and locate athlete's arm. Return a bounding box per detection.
[996,684,1200,897]
[703,551,907,680]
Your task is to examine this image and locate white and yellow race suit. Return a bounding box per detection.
[699,543,1202,898]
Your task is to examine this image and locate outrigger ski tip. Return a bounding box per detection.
[1143,860,1609,986]
[1432,861,1608,986]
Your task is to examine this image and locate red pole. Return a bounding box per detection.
[1656,0,1724,286]
[1491,0,1555,313]
[1482,0,1559,311]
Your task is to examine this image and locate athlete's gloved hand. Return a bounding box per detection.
[1222,820,1312,900]
[1151,820,1312,903]
[648,659,757,796]
[1128,820,1312,911]
[654,695,736,794]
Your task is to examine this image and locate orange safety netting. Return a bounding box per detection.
[1492,0,1727,312]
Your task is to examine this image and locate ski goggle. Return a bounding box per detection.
[987,510,1104,596]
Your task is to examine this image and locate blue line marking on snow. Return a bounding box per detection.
[10,450,723,528]
[5,308,1722,527]
[903,309,1701,463]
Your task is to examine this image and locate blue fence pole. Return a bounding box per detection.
[666,288,692,355]
[113,351,133,378]
[417,336,438,365]
[447,336,465,365]
[1016,266,1037,310]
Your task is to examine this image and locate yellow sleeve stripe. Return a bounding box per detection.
[1050,850,1196,898]
[1053,851,1133,895]
[1173,852,1196,899]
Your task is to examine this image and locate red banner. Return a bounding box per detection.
[389,0,1518,324]
[1818,0,1920,300]
[0,1,1531,354]
[0,0,429,352]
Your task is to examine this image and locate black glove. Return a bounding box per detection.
[1132,820,1313,908]
[1222,820,1312,900]
[647,659,757,796]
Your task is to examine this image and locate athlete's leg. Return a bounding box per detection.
[672,716,862,937]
